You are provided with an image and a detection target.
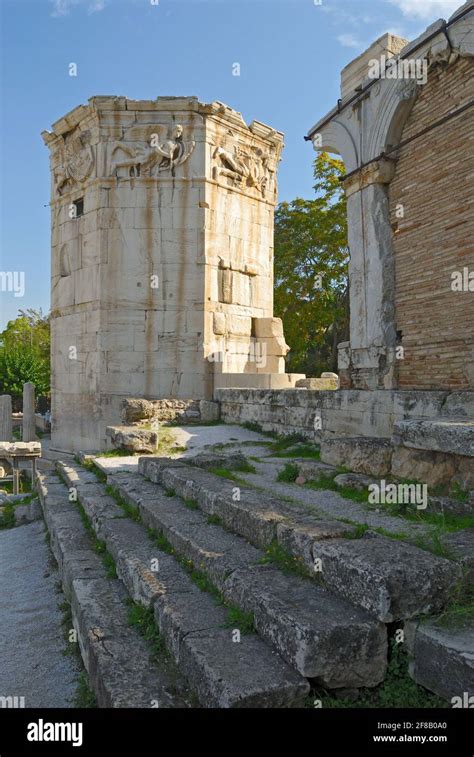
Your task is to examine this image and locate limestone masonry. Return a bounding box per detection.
[43,97,297,451]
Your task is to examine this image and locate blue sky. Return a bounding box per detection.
[0,0,463,328]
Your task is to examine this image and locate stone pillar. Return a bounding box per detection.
[0,395,12,441]
[341,160,398,389]
[22,382,36,442]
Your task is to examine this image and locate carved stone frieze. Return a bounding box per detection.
[212,143,276,198]
[111,124,195,178]
[54,129,95,196]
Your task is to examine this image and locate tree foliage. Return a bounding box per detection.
[274,152,349,376]
[0,309,51,402]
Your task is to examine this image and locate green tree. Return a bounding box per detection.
[0,309,51,404]
[274,152,349,376]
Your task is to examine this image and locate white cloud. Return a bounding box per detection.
[337,33,362,49]
[51,0,106,17]
[387,0,462,20]
[88,0,105,12]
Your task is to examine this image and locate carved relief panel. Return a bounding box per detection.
[110,123,195,178]
[212,142,277,199]
[53,128,95,196]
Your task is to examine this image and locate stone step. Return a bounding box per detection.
[310,533,460,622]
[36,472,190,708]
[55,463,310,706]
[405,619,474,702]
[136,457,460,622]
[138,456,312,548]
[107,469,387,687]
[393,418,474,457]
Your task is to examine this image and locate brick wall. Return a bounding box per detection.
[389,56,474,390]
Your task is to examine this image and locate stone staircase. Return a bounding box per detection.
[35,452,473,707]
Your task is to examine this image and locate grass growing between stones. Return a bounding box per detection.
[241,421,273,436]
[125,599,198,707]
[223,606,255,635]
[93,539,117,579]
[341,523,370,539]
[147,527,255,634]
[368,522,457,560]
[81,460,107,483]
[59,599,97,708]
[208,467,246,483]
[276,463,370,503]
[0,502,15,529]
[434,580,474,629]
[367,497,474,532]
[206,513,225,527]
[74,672,97,708]
[309,639,446,709]
[75,499,118,577]
[305,474,370,503]
[126,600,168,659]
[0,492,39,529]
[276,463,299,482]
[105,485,140,522]
[431,481,470,504]
[258,539,311,579]
[268,435,320,460]
[156,428,187,457]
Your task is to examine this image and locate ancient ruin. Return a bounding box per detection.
[217,1,474,493]
[2,0,472,721]
[42,97,301,452]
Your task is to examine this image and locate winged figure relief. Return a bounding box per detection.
[213,145,274,198]
[54,130,95,195]
[111,124,195,178]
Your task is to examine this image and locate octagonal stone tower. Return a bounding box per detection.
[43,96,298,451]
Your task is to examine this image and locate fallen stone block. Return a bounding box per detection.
[121,398,157,424]
[107,426,158,454]
[199,400,220,423]
[295,375,339,390]
[333,472,376,491]
[296,460,337,480]
[405,619,474,703]
[320,437,393,477]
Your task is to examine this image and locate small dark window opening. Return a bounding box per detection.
[73,198,84,218]
[396,329,403,343]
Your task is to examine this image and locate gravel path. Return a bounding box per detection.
[238,458,433,538]
[0,520,79,708]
